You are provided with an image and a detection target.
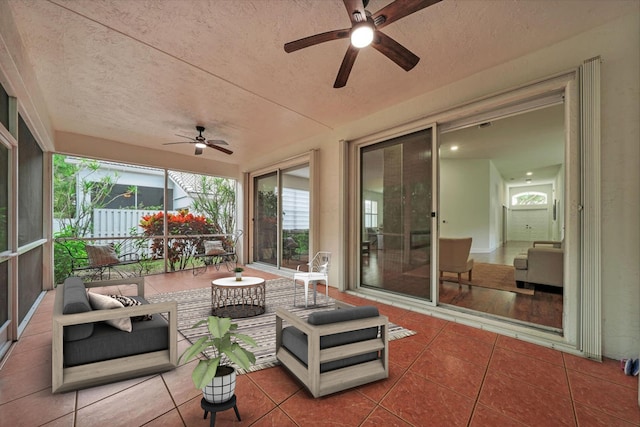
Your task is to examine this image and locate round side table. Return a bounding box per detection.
[211,276,266,318]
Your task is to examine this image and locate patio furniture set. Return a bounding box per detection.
[53,250,389,405]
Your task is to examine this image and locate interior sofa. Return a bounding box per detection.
[513,240,564,288]
[52,276,177,393]
[275,302,388,398]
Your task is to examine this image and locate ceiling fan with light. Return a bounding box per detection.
[163,125,233,155]
[284,0,441,88]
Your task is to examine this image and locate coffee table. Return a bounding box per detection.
[211,276,266,318]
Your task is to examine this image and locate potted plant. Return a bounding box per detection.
[233,266,244,281]
[179,316,257,403]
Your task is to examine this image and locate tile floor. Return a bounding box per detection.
[0,267,638,426]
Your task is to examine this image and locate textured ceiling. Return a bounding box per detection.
[4,0,636,174]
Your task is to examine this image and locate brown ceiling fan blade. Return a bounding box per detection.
[207,139,228,146]
[163,141,191,145]
[284,29,350,53]
[174,133,196,141]
[195,146,203,155]
[208,143,233,155]
[373,0,442,30]
[334,45,359,88]
[343,0,367,25]
[372,31,419,71]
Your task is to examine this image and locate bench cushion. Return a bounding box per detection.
[62,277,94,341]
[282,306,380,373]
[63,296,168,367]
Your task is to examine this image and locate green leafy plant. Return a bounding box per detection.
[139,209,219,271]
[179,317,257,389]
[190,175,236,235]
[233,267,244,273]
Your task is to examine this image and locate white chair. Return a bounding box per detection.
[293,251,331,307]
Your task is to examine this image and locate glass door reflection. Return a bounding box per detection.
[360,128,433,301]
[254,173,278,266]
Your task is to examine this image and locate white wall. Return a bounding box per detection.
[440,158,491,252]
[489,161,504,251]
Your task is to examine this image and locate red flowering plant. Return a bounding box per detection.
[139,209,220,271]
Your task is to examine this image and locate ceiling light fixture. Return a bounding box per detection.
[195,142,206,149]
[450,145,459,151]
[351,20,375,48]
[526,171,533,176]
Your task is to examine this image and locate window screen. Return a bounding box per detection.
[18,115,43,246]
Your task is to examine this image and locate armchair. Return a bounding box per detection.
[275,302,388,397]
[439,237,474,286]
[52,276,177,393]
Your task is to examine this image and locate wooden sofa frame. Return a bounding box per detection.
[275,301,389,398]
[52,277,177,393]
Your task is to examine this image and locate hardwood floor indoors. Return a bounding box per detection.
[361,240,563,330]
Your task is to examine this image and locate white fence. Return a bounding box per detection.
[53,209,176,238]
[54,209,176,257]
[92,209,167,238]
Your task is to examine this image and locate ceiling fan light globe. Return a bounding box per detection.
[195,142,206,149]
[351,23,374,48]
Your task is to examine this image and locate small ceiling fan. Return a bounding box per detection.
[284,0,441,88]
[163,125,233,155]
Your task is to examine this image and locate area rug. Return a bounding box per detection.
[404,262,535,295]
[147,278,415,374]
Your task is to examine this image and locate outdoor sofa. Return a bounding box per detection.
[52,276,177,393]
[513,240,564,289]
[275,302,388,397]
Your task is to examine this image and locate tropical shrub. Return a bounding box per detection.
[139,209,220,271]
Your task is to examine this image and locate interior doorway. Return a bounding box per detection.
[438,103,565,330]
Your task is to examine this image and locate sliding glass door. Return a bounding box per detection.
[360,128,435,301]
[281,165,309,270]
[254,173,278,265]
[0,140,9,351]
[250,154,313,270]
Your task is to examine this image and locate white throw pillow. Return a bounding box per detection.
[87,291,132,332]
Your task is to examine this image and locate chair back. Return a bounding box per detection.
[439,238,472,272]
[310,251,331,275]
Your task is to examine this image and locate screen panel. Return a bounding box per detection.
[18,115,43,246]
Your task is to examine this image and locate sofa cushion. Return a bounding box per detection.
[204,240,225,255]
[62,277,94,342]
[63,296,169,367]
[307,305,379,325]
[87,291,132,332]
[513,254,528,270]
[282,306,380,373]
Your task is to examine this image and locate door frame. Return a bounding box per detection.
[344,69,582,353]
[247,151,318,269]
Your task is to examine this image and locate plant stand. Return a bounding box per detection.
[200,395,241,427]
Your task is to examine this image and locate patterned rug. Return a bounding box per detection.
[147,278,415,374]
